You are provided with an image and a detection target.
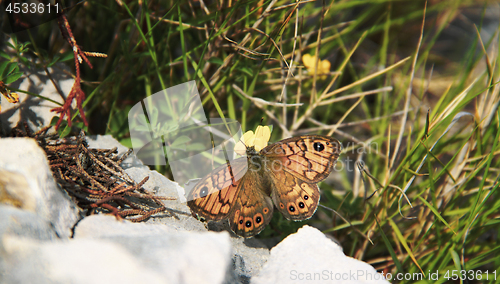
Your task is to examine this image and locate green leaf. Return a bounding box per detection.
[5,62,18,75]
[238,67,253,76]
[450,249,461,271]
[0,61,9,78]
[388,219,424,274]
[119,138,133,149]
[129,137,146,148]
[4,72,23,84]
[0,51,10,60]
[376,218,404,273]
[20,42,31,53]
[47,55,60,67]
[59,124,71,138]
[60,52,75,62]
[49,116,60,126]
[6,41,14,49]
[170,135,191,151]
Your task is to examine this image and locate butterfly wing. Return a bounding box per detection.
[262,135,342,182]
[228,170,274,237]
[267,169,321,220]
[261,136,341,220]
[187,158,248,220]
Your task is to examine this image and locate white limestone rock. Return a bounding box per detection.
[1,236,165,284]
[252,225,389,284]
[74,214,233,284]
[0,205,57,242]
[0,138,80,239]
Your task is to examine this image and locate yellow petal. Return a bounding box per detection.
[319,59,331,74]
[302,54,314,70]
[253,125,271,151]
[234,126,272,155]
[234,130,255,155]
[234,143,246,156]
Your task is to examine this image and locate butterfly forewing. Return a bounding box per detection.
[187,158,248,220]
[262,136,341,183]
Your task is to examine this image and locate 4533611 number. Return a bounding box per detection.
[5,2,59,14]
[444,270,496,281]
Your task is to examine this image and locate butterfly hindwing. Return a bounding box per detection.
[266,169,320,220]
[228,172,274,237]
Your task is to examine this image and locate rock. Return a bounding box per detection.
[74,214,191,237]
[86,135,130,155]
[0,168,36,211]
[0,205,59,282]
[231,237,270,283]
[252,225,389,284]
[74,214,233,284]
[1,236,165,284]
[0,205,58,243]
[0,138,80,239]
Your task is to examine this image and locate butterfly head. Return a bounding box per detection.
[246,145,259,156]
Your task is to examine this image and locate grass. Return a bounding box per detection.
[1,0,499,282]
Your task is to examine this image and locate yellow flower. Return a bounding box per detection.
[302,54,330,79]
[234,125,272,155]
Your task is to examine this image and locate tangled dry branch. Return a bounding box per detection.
[10,123,176,222]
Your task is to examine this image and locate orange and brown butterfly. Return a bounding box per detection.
[186,126,342,238]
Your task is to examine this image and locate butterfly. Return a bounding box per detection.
[186,128,342,238]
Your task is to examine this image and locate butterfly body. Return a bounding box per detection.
[187,135,341,238]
